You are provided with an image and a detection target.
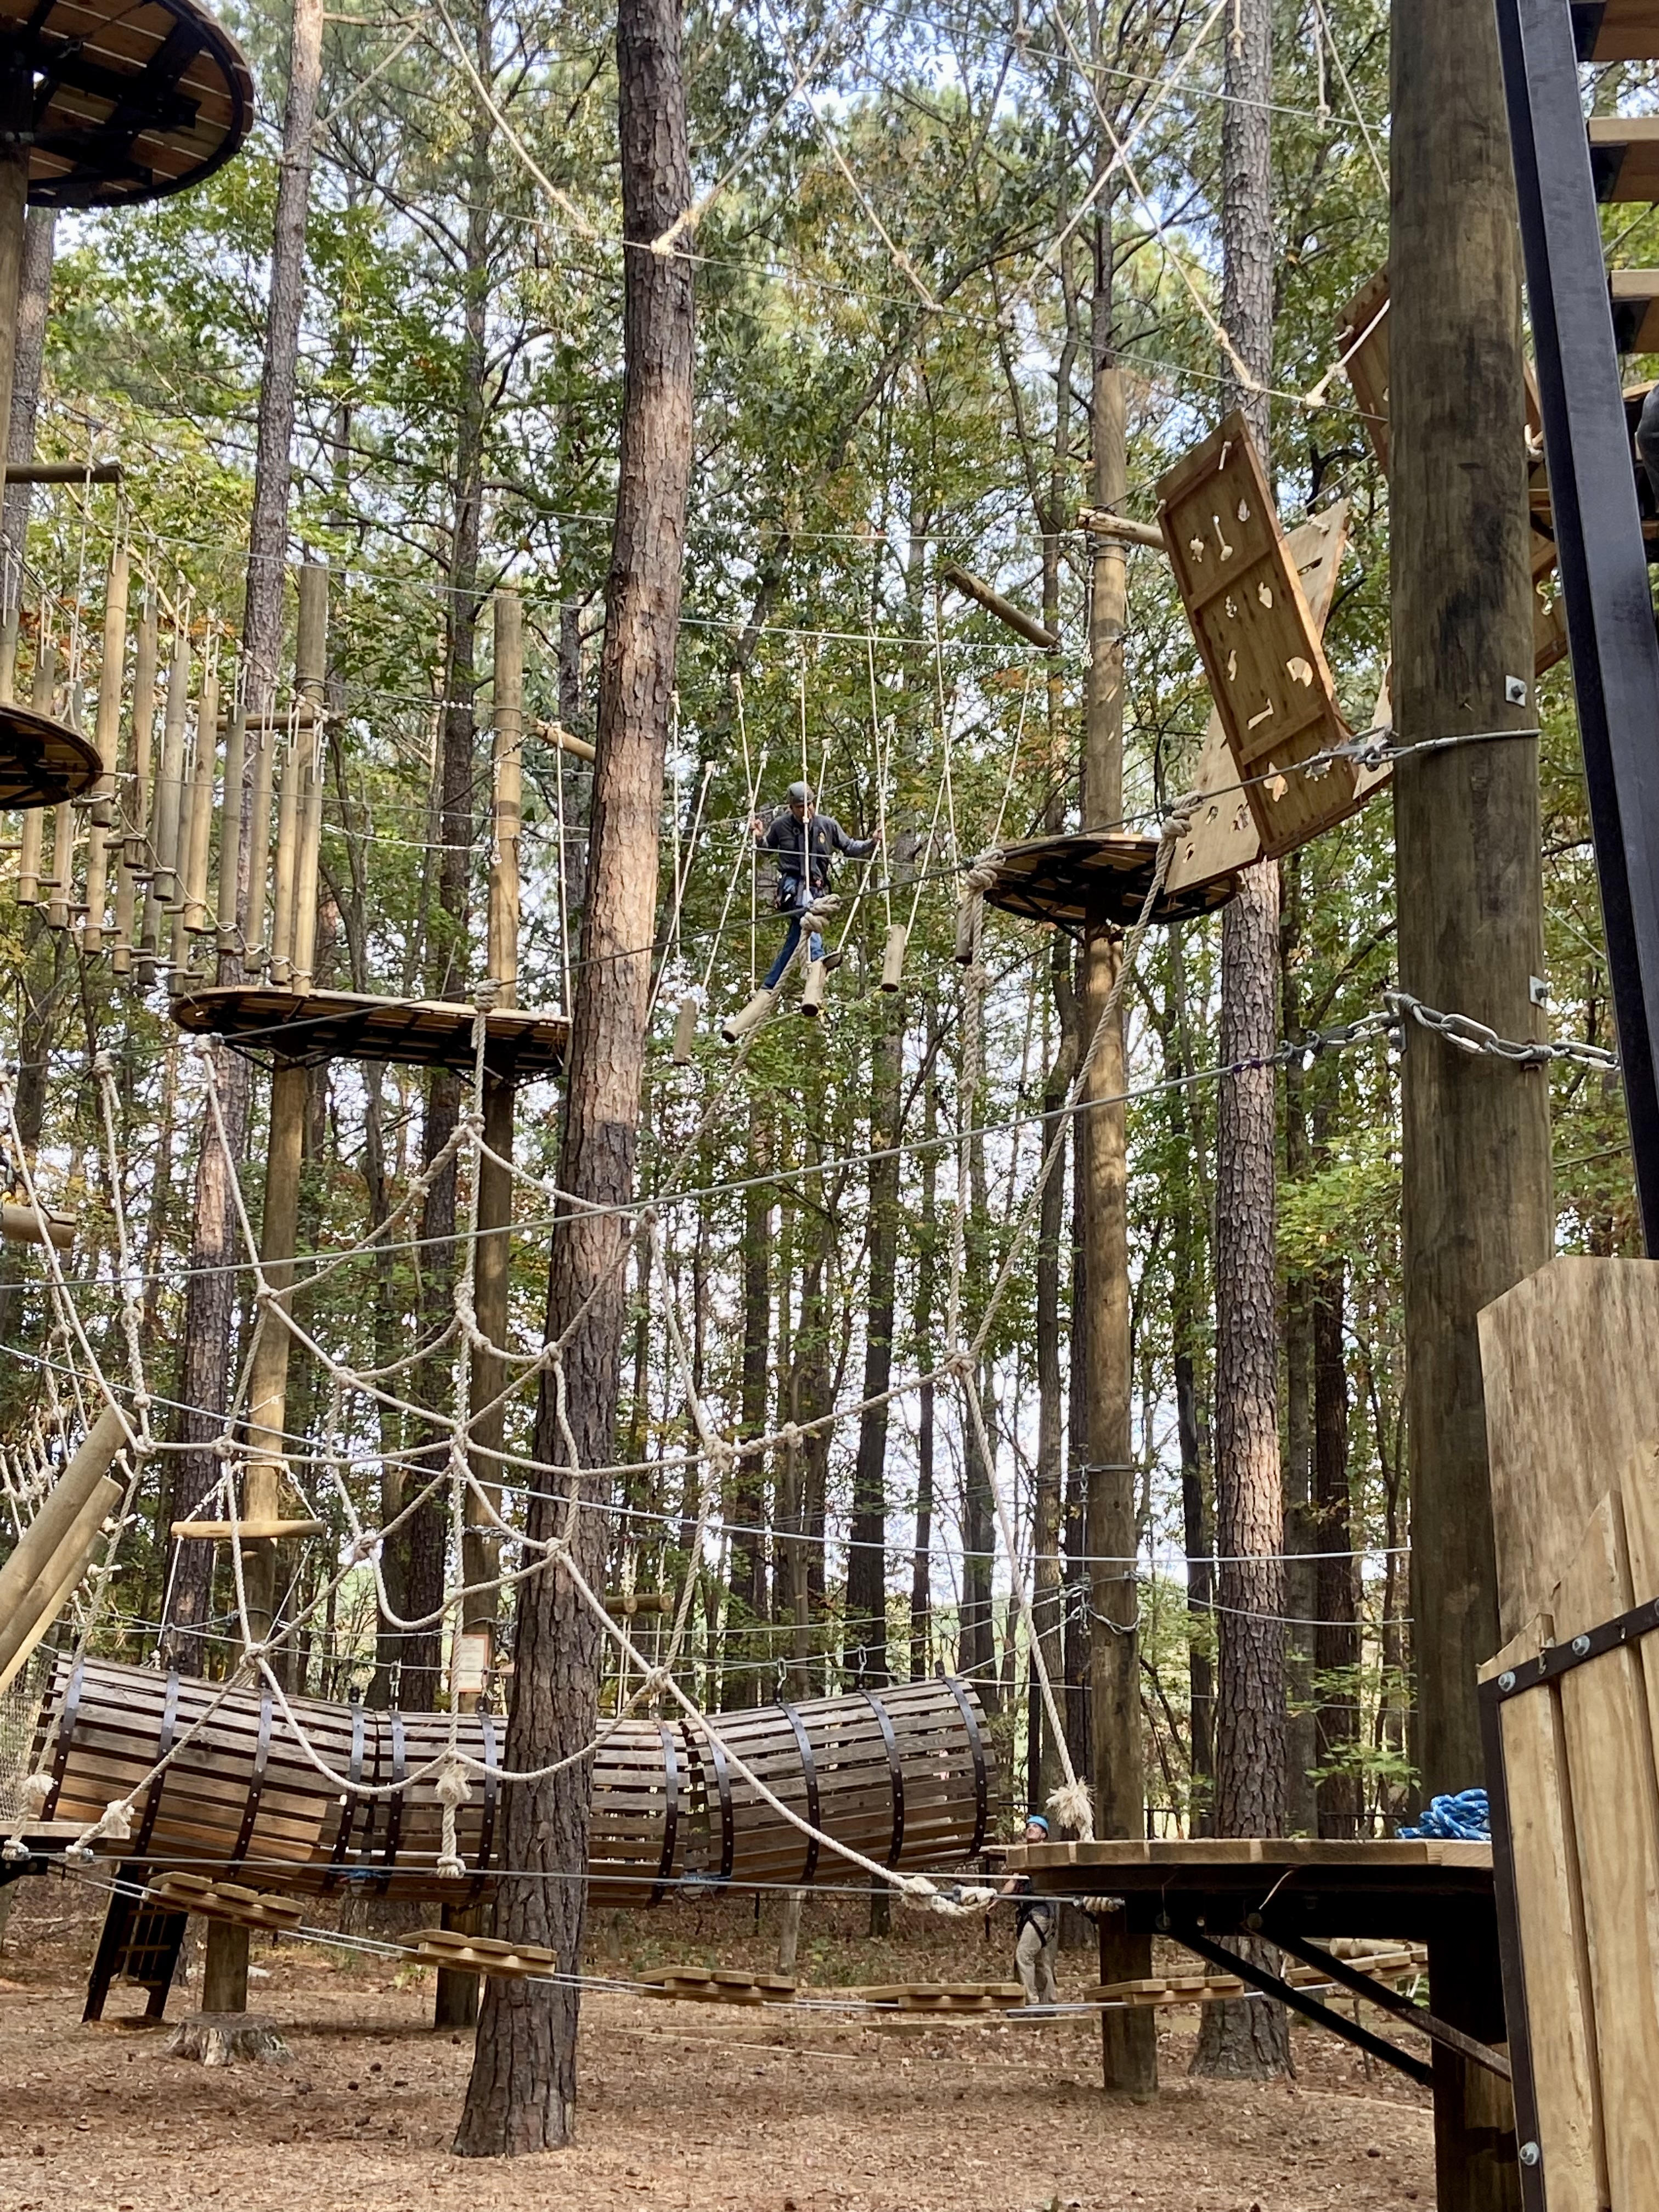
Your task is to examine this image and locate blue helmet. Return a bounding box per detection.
[1025,1812,1049,1835]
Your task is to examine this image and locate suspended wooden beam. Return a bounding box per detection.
[534,715,596,763]
[0,1201,75,1249]
[288,563,328,992]
[169,1517,324,1542]
[15,637,56,902]
[939,563,1060,651]
[1077,508,1169,551]
[2,461,122,485]
[215,691,245,958]
[111,595,160,976]
[0,1404,128,1696]
[81,547,130,954]
[488,588,523,1003]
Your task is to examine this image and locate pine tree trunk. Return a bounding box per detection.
[729,1101,771,1706]
[454,0,692,2148]
[1195,0,1290,2078]
[1311,1243,1358,1836]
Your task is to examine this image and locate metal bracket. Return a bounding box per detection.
[1166,1922,1432,2086]
[1271,1932,1511,2079]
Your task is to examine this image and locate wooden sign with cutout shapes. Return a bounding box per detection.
[1166,501,1365,895]
[1158,414,1353,860]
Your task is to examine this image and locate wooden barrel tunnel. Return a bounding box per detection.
[30,1657,996,1903]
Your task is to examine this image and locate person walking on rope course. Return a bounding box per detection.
[1001,1812,1060,2006]
[753,781,881,991]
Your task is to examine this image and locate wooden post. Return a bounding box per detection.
[112,594,159,975]
[267,726,300,986]
[1077,200,1156,2101]
[0,129,30,495]
[81,548,130,954]
[1393,0,1551,1850]
[288,563,327,992]
[172,659,218,977]
[15,637,54,905]
[240,1062,307,1646]
[462,589,526,1691]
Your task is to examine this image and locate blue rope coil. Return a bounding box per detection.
[1397,1787,1489,1841]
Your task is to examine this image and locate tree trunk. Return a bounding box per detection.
[729,1099,771,1706]
[910,1000,939,1681]
[1312,1242,1359,1837]
[1196,0,1290,2078]
[1392,0,1551,1820]
[848,1002,901,1684]
[455,0,692,2147]
[1279,854,1317,1838]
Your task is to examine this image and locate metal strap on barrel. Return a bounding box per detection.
[469,1714,498,1900]
[777,1698,820,1887]
[377,1711,406,1891]
[862,1688,906,1867]
[43,1655,86,1819]
[229,1687,273,1872]
[943,1674,988,1857]
[706,1723,735,1881]
[650,1720,680,1906]
[132,1670,180,1856]
[324,1702,365,1889]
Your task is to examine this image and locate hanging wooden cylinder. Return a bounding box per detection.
[111,595,160,974]
[44,801,74,929]
[880,921,907,992]
[33,1655,996,1903]
[215,689,245,958]
[137,624,187,980]
[801,957,827,1018]
[488,586,523,1006]
[16,639,57,906]
[289,564,328,992]
[953,893,979,966]
[181,661,218,934]
[267,729,301,988]
[672,990,699,1063]
[81,551,131,955]
[242,718,275,972]
[721,986,775,1043]
[0,597,18,706]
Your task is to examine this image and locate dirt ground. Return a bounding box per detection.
[0,1872,1436,2211]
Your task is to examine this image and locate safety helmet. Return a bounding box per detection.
[787,781,812,806]
[1025,1812,1049,1835]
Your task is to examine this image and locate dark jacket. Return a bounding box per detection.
[760,810,877,900]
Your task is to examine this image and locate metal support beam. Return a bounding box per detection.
[1495,0,1659,1250]
[1167,1922,1434,2086]
[1271,1931,1512,2079]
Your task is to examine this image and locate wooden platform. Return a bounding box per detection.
[980,830,1238,931]
[1589,113,1659,200]
[0,0,253,210]
[847,1981,1024,2013]
[1610,267,1659,354]
[0,701,100,809]
[1572,0,1659,61]
[635,1967,798,2006]
[405,1926,556,1981]
[1008,1837,1494,1941]
[168,985,570,1080]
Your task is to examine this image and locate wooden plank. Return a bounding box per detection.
[1588,114,1659,200]
[1156,416,1352,860]
[1486,1616,1605,2208]
[1571,0,1659,63]
[1610,268,1659,355]
[1165,504,1355,895]
[1551,1492,1659,2205]
[1478,1257,1659,1638]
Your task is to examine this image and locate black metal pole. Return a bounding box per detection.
[1494,0,1659,1250]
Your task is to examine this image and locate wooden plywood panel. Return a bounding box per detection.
[1479,1257,1659,1639]
[1551,1492,1659,2205]
[1336,269,1390,473]
[1166,505,1367,896]
[1480,1621,1607,2210]
[1156,416,1352,860]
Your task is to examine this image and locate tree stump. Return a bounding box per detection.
[165,2013,291,2066]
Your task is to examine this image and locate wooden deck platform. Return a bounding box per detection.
[1610,267,1659,354]
[0,702,100,809]
[168,984,570,1080]
[1589,113,1659,200]
[980,830,1238,931]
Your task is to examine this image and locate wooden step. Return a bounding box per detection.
[847,1981,1025,2012]
[1610,269,1659,354]
[1590,116,1659,201]
[405,1927,556,1979]
[1086,1973,1247,2007]
[634,1966,798,2006]
[1573,0,1659,60]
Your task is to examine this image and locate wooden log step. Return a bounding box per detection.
[405,1928,556,1978]
[1589,115,1659,201]
[1610,268,1659,355]
[849,1981,1025,2011]
[1086,1974,1247,2007]
[144,1874,306,1932]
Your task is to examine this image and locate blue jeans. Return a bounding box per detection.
[764,882,822,990]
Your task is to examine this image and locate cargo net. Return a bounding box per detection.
[0,809,1198,1897]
